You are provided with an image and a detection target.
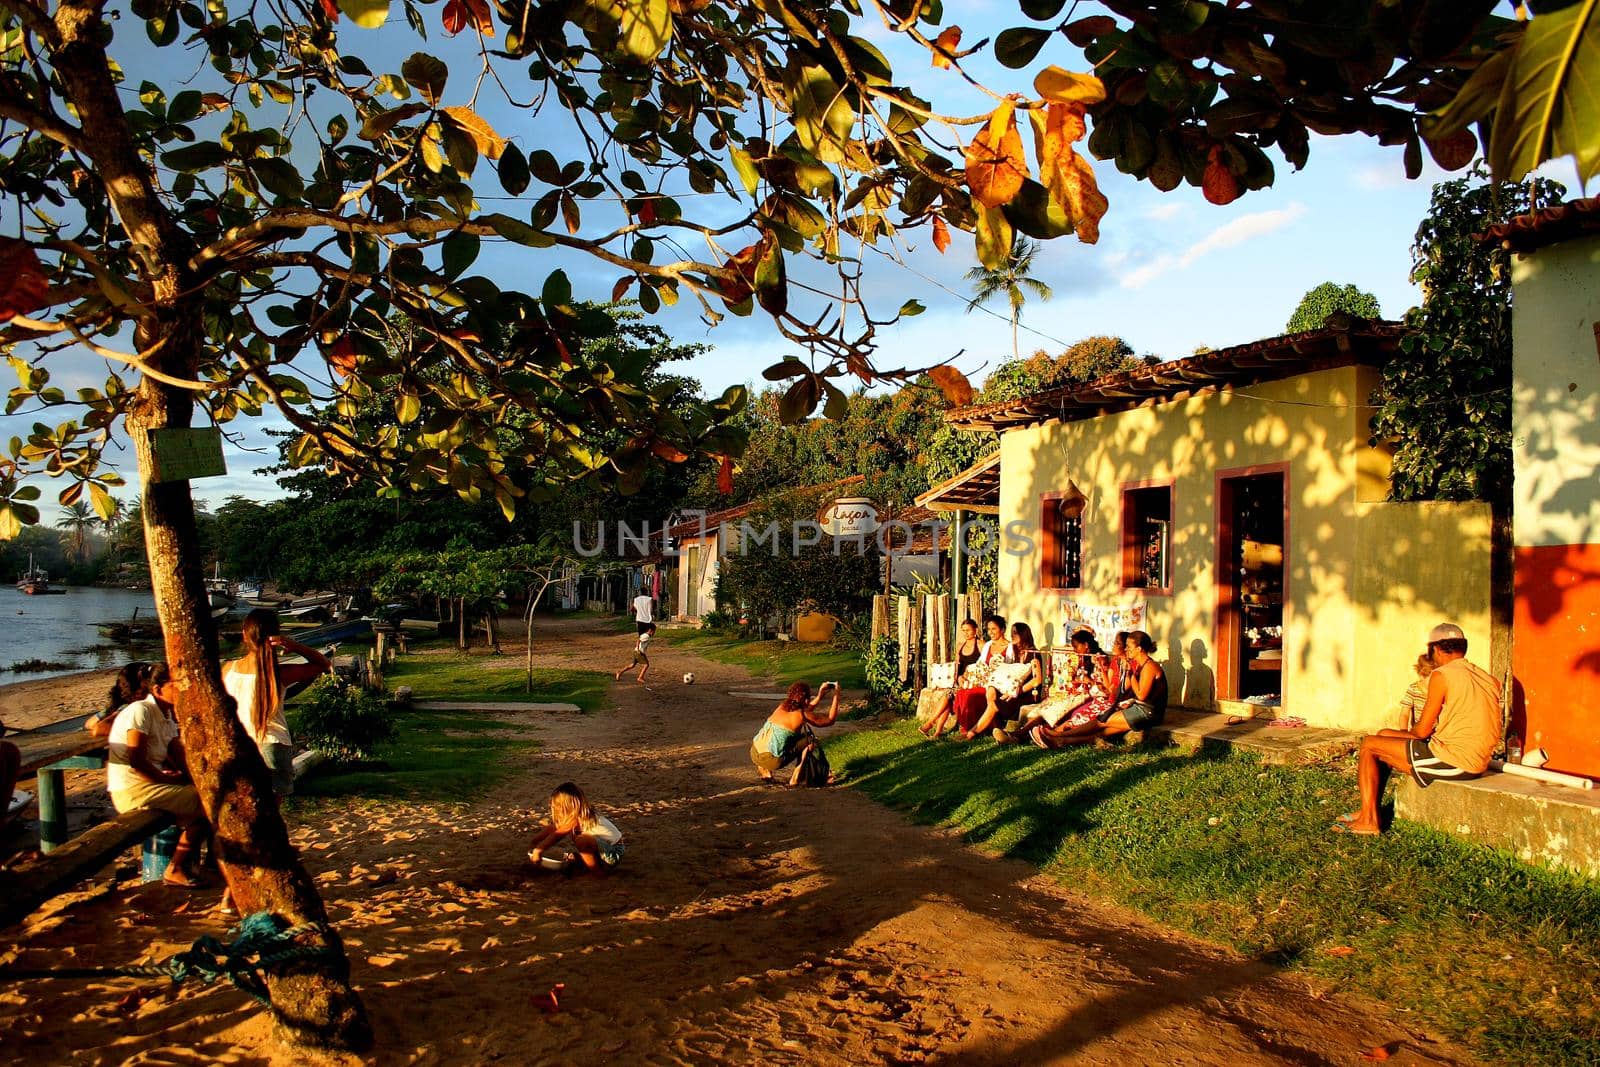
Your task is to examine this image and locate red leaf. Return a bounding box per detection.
[463,0,494,34]
[965,103,1028,209]
[0,238,50,324]
[1202,147,1242,206]
[611,276,635,302]
[932,26,961,69]
[929,365,975,406]
[637,198,658,226]
[716,240,764,306]
[1326,945,1354,957]
[931,215,951,254]
[532,982,565,1014]
[442,0,467,35]
[651,440,690,463]
[326,337,358,378]
[717,455,734,495]
[319,0,339,19]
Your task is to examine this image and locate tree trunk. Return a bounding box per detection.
[457,598,469,650]
[127,359,371,1051]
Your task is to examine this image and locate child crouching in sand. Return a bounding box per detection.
[528,782,624,874]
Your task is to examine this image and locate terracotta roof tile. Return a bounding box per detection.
[1479,197,1600,254]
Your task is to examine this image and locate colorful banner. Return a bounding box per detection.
[1062,598,1146,639]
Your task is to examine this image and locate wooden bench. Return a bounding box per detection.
[11,715,109,853]
[0,807,172,929]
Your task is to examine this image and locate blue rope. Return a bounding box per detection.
[0,912,336,1005]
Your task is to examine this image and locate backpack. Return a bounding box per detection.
[792,728,831,787]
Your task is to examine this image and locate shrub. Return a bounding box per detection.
[288,676,399,762]
[864,634,915,715]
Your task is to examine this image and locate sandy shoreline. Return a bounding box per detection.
[0,667,120,733]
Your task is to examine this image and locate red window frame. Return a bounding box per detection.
[1119,480,1174,596]
[1039,489,1086,592]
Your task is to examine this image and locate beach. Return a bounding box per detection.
[0,617,1465,1065]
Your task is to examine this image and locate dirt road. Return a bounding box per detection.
[0,616,1467,1064]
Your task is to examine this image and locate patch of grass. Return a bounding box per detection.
[383,649,609,712]
[290,706,537,802]
[826,721,1600,1066]
[656,628,866,688]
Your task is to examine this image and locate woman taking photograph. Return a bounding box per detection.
[750,680,841,786]
[223,609,331,797]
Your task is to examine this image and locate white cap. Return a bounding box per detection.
[1428,623,1466,644]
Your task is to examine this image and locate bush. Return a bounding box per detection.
[288,675,399,762]
[864,634,915,715]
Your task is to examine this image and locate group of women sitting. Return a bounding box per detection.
[918,615,1167,748]
[87,609,328,898]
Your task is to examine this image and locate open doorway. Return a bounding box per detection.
[1216,468,1287,705]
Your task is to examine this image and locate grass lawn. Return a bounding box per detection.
[289,705,538,802]
[826,720,1600,1066]
[656,628,866,689]
[382,646,610,712]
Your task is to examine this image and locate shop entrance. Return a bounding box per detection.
[1217,468,1287,705]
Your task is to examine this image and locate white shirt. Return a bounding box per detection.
[636,631,652,654]
[632,595,654,623]
[223,663,292,748]
[107,696,177,795]
[589,814,623,847]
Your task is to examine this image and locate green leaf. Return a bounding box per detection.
[161,142,229,172]
[395,388,421,425]
[402,53,449,106]
[247,157,305,199]
[441,231,479,278]
[995,26,1052,69]
[729,147,760,194]
[1486,1,1600,182]
[498,144,531,195]
[484,213,556,248]
[338,0,391,29]
[1020,0,1065,19]
[88,481,117,522]
[542,269,573,308]
[762,358,810,381]
[899,299,925,317]
[168,90,203,124]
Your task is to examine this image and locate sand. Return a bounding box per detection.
[0,617,1470,1065]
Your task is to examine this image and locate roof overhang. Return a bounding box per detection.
[945,318,1407,433]
[914,452,1000,515]
[1478,196,1600,254]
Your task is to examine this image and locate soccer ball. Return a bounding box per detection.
[682,672,696,685]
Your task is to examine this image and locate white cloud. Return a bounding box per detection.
[1144,202,1185,221]
[1119,202,1307,289]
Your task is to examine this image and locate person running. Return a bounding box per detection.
[1336,623,1500,836]
[750,680,841,785]
[106,663,210,887]
[223,608,331,798]
[631,591,656,634]
[528,782,625,874]
[614,623,655,684]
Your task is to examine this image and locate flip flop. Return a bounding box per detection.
[1335,812,1359,824]
[1029,726,1049,749]
[1330,821,1379,836]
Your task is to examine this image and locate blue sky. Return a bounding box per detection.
[6,2,1583,517]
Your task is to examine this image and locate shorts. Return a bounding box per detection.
[264,741,296,796]
[112,779,203,821]
[636,620,652,634]
[1406,739,1482,789]
[1117,700,1163,730]
[750,742,797,775]
[599,840,625,866]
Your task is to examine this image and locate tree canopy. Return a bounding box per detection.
[1285,282,1383,334]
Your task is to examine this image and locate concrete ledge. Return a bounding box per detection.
[1153,710,1361,766]
[1397,772,1600,878]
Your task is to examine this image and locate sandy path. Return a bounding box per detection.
[0,617,1469,1065]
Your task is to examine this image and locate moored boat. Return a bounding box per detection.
[15,554,65,595]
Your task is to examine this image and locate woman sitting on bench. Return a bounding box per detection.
[106,663,209,888]
[84,661,153,740]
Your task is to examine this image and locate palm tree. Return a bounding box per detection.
[56,501,97,563]
[965,236,1053,359]
[97,496,124,538]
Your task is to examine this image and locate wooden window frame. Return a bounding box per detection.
[1119,479,1175,596]
[1039,489,1086,593]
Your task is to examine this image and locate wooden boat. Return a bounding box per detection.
[205,563,235,612]
[15,554,65,595]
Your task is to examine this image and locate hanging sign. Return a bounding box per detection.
[147,427,227,483]
[1062,597,1146,638]
[820,497,879,537]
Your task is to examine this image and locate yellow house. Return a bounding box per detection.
[945,319,1495,733]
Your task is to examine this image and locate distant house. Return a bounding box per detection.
[944,318,1496,732]
[1487,197,1600,780]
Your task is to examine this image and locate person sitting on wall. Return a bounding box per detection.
[1335,623,1501,836]
[951,615,1014,738]
[920,618,983,738]
[964,622,1044,740]
[1031,631,1167,747]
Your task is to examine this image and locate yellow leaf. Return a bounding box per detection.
[929,365,975,406]
[966,103,1028,208]
[1034,66,1106,107]
[932,26,961,70]
[441,106,507,160]
[974,202,1012,270]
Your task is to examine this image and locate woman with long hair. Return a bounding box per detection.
[1035,630,1167,747]
[105,663,210,886]
[966,621,1043,739]
[920,618,983,738]
[85,661,153,739]
[951,615,1014,738]
[223,608,331,797]
[750,679,841,785]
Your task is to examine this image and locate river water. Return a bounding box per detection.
[1,586,160,683]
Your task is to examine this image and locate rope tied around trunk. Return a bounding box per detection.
[0,913,336,1004]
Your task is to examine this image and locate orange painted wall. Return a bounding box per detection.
[1513,542,1600,779]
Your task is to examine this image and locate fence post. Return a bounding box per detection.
[897,595,911,683]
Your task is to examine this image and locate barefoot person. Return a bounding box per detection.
[921,618,982,738]
[750,680,841,785]
[224,608,331,798]
[527,782,625,874]
[614,623,654,684]
[106,663,209,887]
[951,615,1014,738]
[965,622,1043,740]
[1033,631,1167,747]
[1337,624,1500,836]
